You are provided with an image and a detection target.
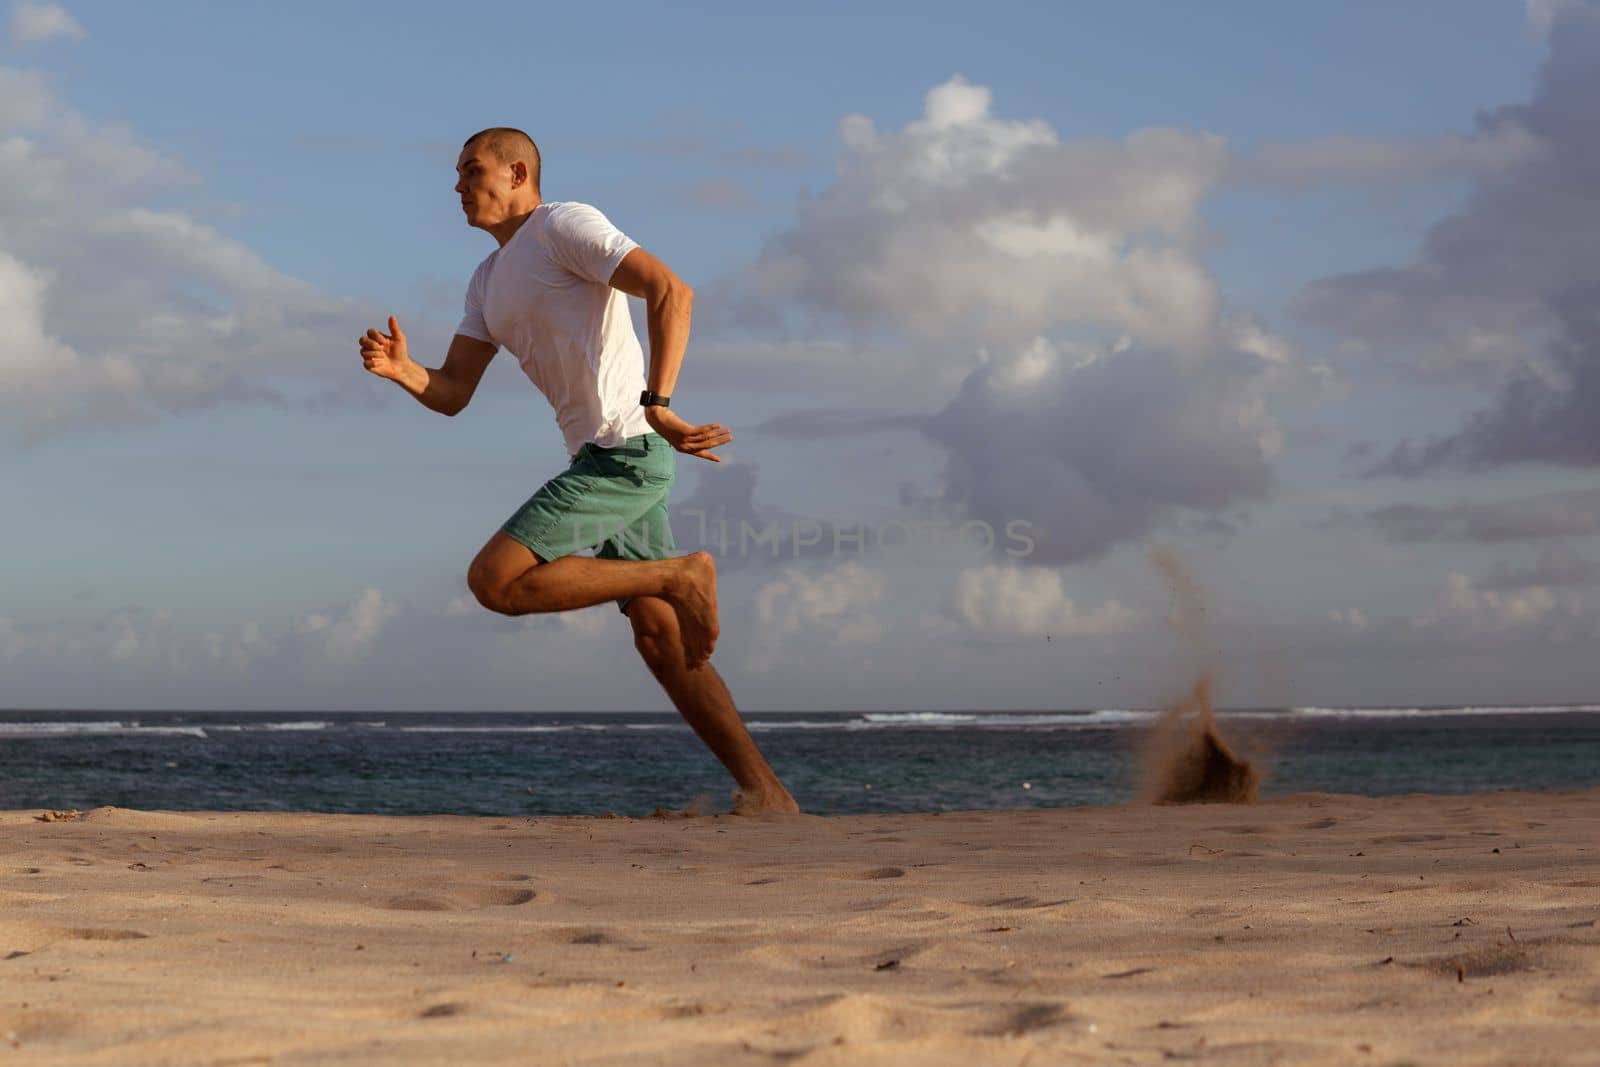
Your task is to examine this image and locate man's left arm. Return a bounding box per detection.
[609,248,731,462]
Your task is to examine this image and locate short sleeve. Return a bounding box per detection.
[543,202,639,286]
[455,258,496,344]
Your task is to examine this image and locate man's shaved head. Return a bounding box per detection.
[463,127,541,192]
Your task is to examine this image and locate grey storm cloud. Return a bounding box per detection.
[1364,488,1600,543]
[1369,288,1600,473]
[922,339,1278,566]
[750,408,926,440]
[1234,124,1541,191]
[1480,543,1597,590]
[668,461,858,571]
[1298,5,1600,472]
[693,77,1302,567]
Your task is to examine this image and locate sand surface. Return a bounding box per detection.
[2,791,1597,1065]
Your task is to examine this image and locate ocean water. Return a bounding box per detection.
[2,707,1598,817]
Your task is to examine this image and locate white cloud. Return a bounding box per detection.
[755,562,886,644]
[1527,0,1599,37]
[718,75,1234,369]
[1328,607,1370,632]
[0,251,106,425]
[295,588,398,662]
[9,1,85,46]
[0,62,382,440]
[0,616,26,660]
[201,621,270,674]
[0,605,192,675]
[553,606,611,636]
[954,563,1137,638]
[1418,571,1578,632]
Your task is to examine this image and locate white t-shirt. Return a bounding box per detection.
[455,201,653,458]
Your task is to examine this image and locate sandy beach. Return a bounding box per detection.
[1,790,1596,1065]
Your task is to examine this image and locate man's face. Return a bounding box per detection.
[455,146,524,229]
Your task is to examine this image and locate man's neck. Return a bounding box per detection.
[488,201,542,248]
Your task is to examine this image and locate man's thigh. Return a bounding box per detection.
[596,497,676,563]
[600,498,676,613]
[503,460,666,565]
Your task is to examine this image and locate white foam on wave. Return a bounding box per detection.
[398,725,572,734]
[0,720,128,735]
[1291,704,1600,719]
[862,712,979,724]
[0,721,208,738]
[748,710,1158,731]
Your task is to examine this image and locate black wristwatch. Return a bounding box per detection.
[639,390,671,408]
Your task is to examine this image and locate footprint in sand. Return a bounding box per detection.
[975,895,1074,910]
[857,867,906,880]
[969,1002,1072,1037]
[378,887,535,911]
[419,1002,468,1018]
[383,896,453,912]
[766,991,1070,1044]
[1369,833,1448,844]
[1406,944,1539,978]
[4,867,42,875]
[0,1008,85,1042]
[52,927,148,941]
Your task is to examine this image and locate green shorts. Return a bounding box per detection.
[500,433,677,613]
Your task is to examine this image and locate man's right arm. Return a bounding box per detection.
[391,332,500,416]
[359,317,498,416]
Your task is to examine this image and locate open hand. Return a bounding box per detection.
[645,407,732,462]
[358,316,411,381]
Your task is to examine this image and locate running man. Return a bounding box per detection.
[357,128,798,816]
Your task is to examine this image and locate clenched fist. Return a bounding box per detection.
[358,316,411,381]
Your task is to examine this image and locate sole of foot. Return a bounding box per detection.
[671,551,720,670]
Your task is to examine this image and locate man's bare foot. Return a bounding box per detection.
[731,785,801,816]
[667,551,720,670]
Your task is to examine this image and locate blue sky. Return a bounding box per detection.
[4,0,1599,711]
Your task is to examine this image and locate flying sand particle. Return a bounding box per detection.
[1141,549,1260,805]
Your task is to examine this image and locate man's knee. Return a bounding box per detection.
[467,560,512,615]
[467,532,542,616]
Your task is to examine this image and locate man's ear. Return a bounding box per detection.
[511,160,528,187]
